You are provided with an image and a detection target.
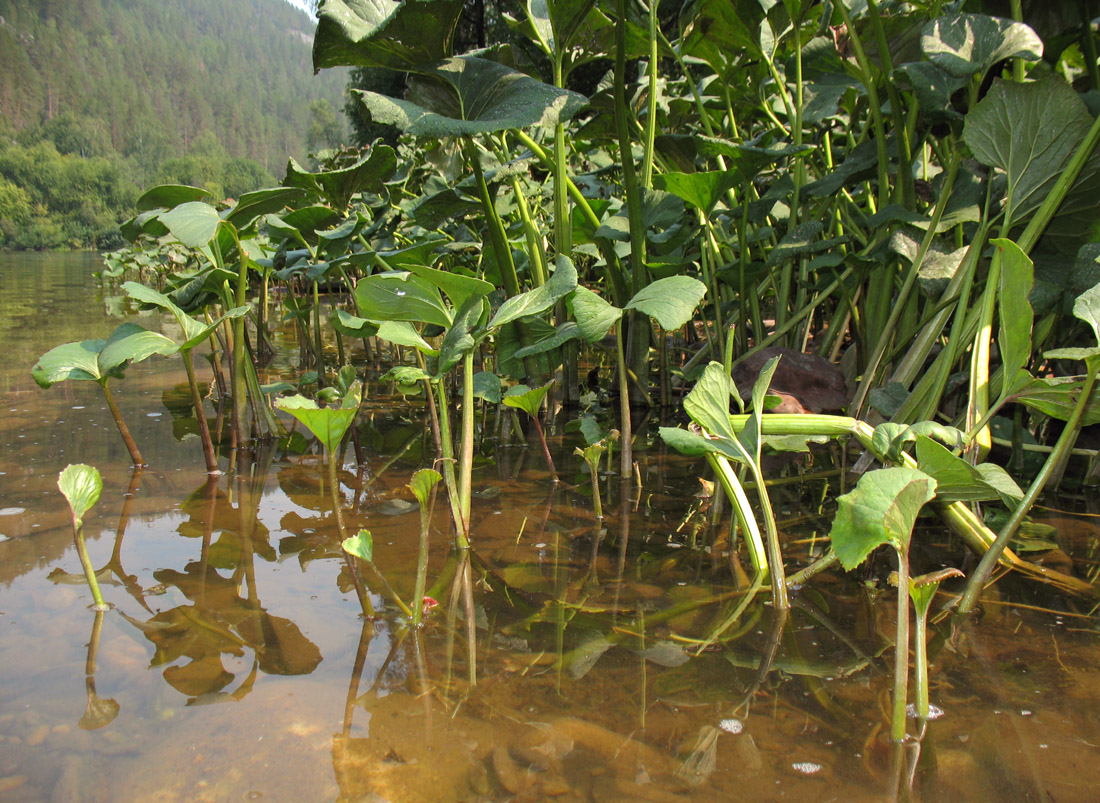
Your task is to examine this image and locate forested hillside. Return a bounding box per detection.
[0,0,346,249]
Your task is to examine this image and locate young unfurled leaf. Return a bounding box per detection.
[58,464,103,530]
[408,468,443,510]
[342,529,374,562]
[502,381,554,419]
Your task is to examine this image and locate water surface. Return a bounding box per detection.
[2,252,1100,801]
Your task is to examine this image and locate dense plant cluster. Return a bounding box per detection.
[33,0,1100,765]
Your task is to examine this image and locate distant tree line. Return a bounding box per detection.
[0,0,347,249]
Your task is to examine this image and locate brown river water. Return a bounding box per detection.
[2,252,1100,801]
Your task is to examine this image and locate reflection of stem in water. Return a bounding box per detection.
[99,467,153,613]
[342,618,375,737]
[443,551,478,690]
[79,609,120,730]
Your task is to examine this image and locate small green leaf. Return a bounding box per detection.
[408,469,443,510]
[58,464,102,529]
[829,467,938,570]
[375,321,438,355]
[342,529,374,562]
[502,381,554,418]
[275,382,362,454]
[1072,280,1100,345]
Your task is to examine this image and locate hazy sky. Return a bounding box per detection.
[283,0,314,17]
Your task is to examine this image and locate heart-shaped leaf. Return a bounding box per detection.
[313,0,465,71]
[352,55,587,137]
[502,381,553,418]
[624,275,707,331]
[408,468,443,510]
[275,382,362,454]
[829,467,938,570]
[921,13,1042,79]
[284,147,398,210]
[342,529,374,562]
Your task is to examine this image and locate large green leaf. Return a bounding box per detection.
[353,55,587,137]
[32,323,177,387]
[994,238,1034,388]
[678,0,765,76]
[403,263,494,311]
[829,468,938,570]
[275,382,362,454]
[509,0,602,71]
[489,256,578,330]
[921,13,1042,79]
[159,201,224,248]
[1008,375,1100,425]
[312,0,464,71]
[283,147,398,210]
[58,464,102,529]
[682,362,740,445]
[653,170,742,215]
[570,286,623,343]
[375,321,438,354]
[963,76,1094,225]
[135,184,212,213]
[355,271,453,327]
[225,187,308,231]
[624,275,707,331]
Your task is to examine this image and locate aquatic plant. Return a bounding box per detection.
[57,463,109,611]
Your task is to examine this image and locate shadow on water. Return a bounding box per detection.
[3,254,1100,800]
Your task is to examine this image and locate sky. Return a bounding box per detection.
[282,0,314,17]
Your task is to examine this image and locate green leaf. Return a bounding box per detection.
[353,55,587,137]
[123,281,247,351]
[275,382,362,454]
[913,436,1022,506]
[964,76,1095,225]
[375,321,438,355]
[570,286,623,343]
[135,184,212,213]
[342,529,374,562]
[921,13,1042,79]
[513,321,582,360]
[489,256,578,329]
[331,308,380,339]
[993,238,1034,383]
[32,323,176,388]
[502,381,553,418]
[403,263,494,312]
[58,464,102,529]
[624,275,707,331]
[313,0,465,71]
[1008,375,1100,425]
[407,468,443,510]
[678,0,765,75]
[658,426,719,457]
[226,187,308,231]
[653,170,742,215]
[382,365,432,385]
[1072,280,1100,346]
[355,271,453,327]
[283,148,398,210]
[829,468,938,570]
[437,296,487,376]
[682,362,740,443]
[159,201,223,248]
[472,371,503,404]
[98,323,179,374]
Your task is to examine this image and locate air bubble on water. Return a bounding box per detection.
[719,719,743,734]
[791,762,824,775]
[0,508,25,516]
[907,703,944,719]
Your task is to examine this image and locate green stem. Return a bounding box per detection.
[459,351,475,537]
[99,379,143,467]
[616,317,632,479]
[182,348,219,474]
[74,522,108,610]
[892,549,910,743]
[958,358,1100,614]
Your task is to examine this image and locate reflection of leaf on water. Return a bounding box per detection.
[278,511,344,570]
[120,562,322,704]
[79,684,120,730]
[174,485,277,563]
